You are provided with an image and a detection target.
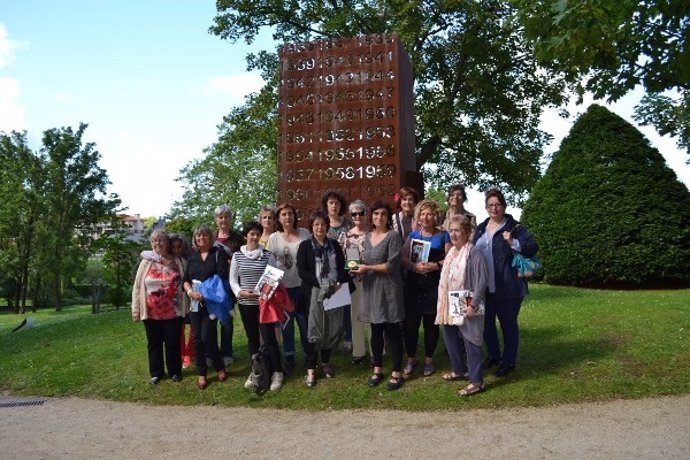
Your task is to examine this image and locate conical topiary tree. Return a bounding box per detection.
[522,104,690,287]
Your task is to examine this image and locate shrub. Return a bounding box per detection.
[522,105,690,287]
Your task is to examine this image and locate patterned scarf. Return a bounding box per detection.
[435,242,471,325]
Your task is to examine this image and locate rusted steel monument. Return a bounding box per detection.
[277,33,420,218]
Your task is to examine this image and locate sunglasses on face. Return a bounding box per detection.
[351,211,366,217]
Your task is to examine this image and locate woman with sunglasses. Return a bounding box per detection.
[343,200,370,365]
[472,188,538,378]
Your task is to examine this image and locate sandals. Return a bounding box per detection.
[423,363,435,377]
[386,375,405,391]
[458,383,485,397]
[442,372,468,381]
[197,377,208,390]
[367,373,385,387]
[217,370,228,382]
[305,373,317,388]
[402,360,418,376]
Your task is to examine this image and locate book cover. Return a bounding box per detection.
[254,265,285,300]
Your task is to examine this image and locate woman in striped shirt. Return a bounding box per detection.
[229,221,283,391]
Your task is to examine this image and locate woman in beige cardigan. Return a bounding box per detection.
[131,230,187,385]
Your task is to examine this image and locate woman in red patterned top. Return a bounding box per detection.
[131,230,187,385]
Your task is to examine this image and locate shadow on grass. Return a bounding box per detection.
[520,325,617,374]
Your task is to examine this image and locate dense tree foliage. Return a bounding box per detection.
[521,105,690,287]
[513,0,690,156]
[0,132,45,312]
[174,0,573,217]
[0,125,121,311]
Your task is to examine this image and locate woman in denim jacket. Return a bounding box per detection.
[472,188,538,377]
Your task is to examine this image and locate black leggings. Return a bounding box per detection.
[403,313,439,359]
[239,303,283,373]
[371,322,403,372]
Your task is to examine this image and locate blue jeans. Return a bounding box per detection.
[484,294,523,366]
[282,287,309,362]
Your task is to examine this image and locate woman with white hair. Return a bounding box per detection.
[343,199,370,365]
[131,230,187,384]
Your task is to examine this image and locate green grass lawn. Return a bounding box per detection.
[1,284,688,410]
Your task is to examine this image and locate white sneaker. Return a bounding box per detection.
[269,372,284,391]
[244,373,253,389]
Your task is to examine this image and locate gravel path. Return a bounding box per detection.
[1,395,688,459]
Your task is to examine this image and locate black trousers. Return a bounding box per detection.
[143,317,183,378]
[371,322,403,372]
[191,308,224,376]
[403,312,439,359]
[238,303,284,373]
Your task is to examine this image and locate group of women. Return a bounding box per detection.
[132,185,538,396]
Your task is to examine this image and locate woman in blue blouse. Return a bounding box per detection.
[401,200,452,377]
[472,188,538,377]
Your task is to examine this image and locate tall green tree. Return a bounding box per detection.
[521,105,690,287]
[40,124,121,310]
[0,131,46,313]
[513,0,690,156]
[197,0,571,204]
[99,219,140,310]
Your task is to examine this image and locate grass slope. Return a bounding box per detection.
[1,284,688,410]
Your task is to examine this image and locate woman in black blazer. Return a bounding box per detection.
[296,210,349,388]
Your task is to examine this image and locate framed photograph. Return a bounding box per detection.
[409,238,431,263]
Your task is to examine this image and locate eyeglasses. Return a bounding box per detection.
[351,211,366,217]
[486,203,503,209]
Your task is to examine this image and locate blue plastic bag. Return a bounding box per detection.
[199,274,231,323]
[512,253,542,278]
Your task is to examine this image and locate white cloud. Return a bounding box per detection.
[207,73,264,101]
[0,23,27,69]
[0,77,25,132]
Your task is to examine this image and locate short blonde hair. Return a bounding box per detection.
[414,199,440,224]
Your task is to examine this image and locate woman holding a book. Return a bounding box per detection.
[267,203,311,374]
[229,221,284,391]
[350,200,405,391]
[436,216,488,396]
[296,210,349,387]
[401,200,452,378]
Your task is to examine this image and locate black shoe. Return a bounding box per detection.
[386,375,405,391]
[495,363,515,377]
[171,374,182,382]
[351,356,366,366]
[367,373,385,387]
[483,357,501,369]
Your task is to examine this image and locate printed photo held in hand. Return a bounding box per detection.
[255,265,285,300]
